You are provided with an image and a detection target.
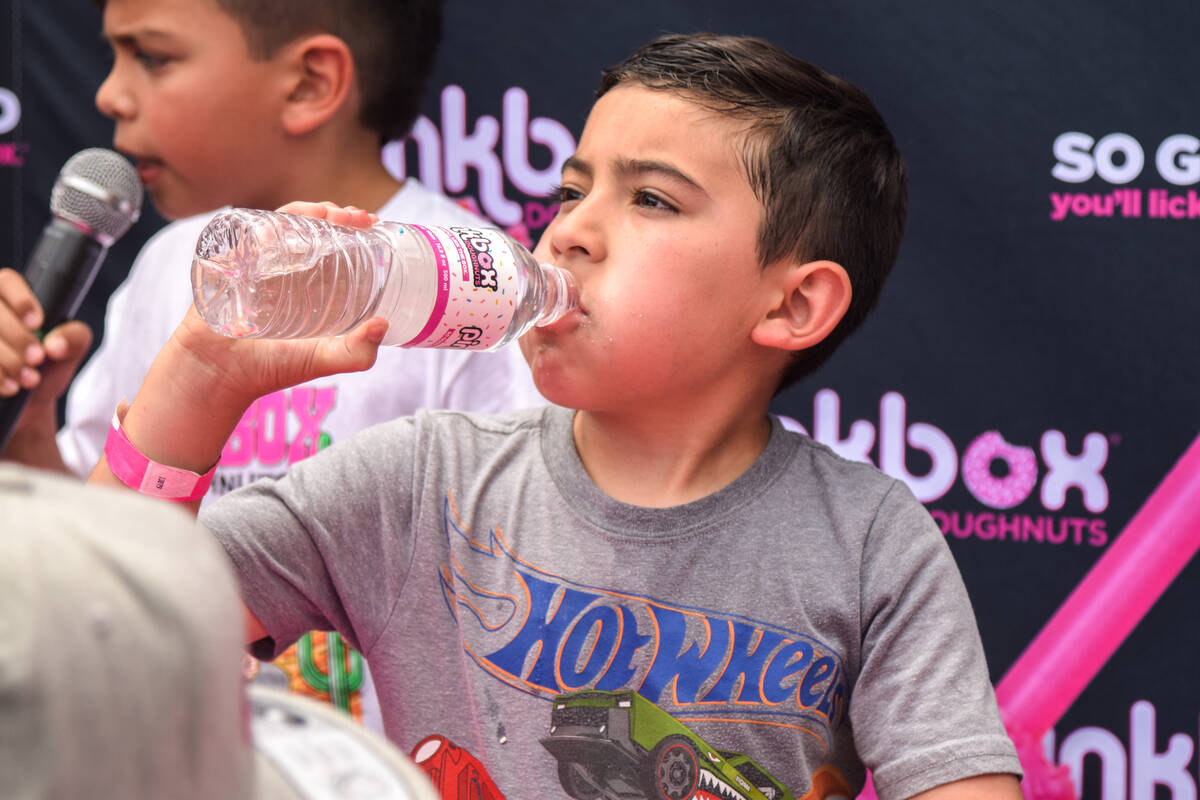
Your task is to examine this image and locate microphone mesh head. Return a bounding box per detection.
[50,148,144,243]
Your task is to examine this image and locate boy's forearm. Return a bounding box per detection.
[86,298,386,506]
[86,321,257,510]
[86,206,384,505]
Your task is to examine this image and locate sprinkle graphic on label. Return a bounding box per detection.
[403,225,524,349]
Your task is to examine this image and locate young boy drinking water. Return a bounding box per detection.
[89,33,1023,800]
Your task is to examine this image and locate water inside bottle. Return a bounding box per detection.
[191,211,571,348]
[192,214,393,340]
[192,255,255,337]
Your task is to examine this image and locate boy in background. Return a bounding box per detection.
[88,33,1023,800]
[0,0,542,728]
[1,0,543,476]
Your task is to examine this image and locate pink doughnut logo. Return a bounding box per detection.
[961,431,1039,510]
[778,390,1110,513]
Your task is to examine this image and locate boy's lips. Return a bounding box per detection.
[536,303,585,336]
[133,158,164,186]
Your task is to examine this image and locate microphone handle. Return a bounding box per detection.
[0,218,107,453]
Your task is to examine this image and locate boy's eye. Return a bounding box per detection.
[133,49,171,70]
[548,184,584,204]
[632,190,677,213]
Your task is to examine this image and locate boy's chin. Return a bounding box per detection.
[520,342,575,406]
[146,185,224,223]
[518,323,562,359]
[146,190,197,223]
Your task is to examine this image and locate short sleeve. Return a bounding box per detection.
[850,481,1022,799]
[199,417,421,660]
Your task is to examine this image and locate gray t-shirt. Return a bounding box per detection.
[204,406,1020,800]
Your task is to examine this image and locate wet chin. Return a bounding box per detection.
[521,340,574,407]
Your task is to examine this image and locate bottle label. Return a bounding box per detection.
[402,224,521,349]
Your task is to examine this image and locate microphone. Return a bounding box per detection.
[0,148,143,452]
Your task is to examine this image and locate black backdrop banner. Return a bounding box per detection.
[3,2,1198,798]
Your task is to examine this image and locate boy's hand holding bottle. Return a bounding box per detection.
[96,202,389,493]
[173,201,388,407]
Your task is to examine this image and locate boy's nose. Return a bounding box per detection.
[547,197,605,265]
[94,68,134,121]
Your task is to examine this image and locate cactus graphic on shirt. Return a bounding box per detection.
[296,631,364,713]
[286,414,361,710]
[226,390,371,717]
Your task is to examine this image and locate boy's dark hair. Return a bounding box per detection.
[598,33,908,391]
[221,0,442,144]
[95,0,441,144]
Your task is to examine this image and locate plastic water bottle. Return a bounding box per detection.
[190,207,577,350]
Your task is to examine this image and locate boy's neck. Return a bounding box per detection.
[255,116,402,214]
[571,403,774,509]
[275,148,402,214]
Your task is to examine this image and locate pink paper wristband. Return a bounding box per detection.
[104,412,217,502]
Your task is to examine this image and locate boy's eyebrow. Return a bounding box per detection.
[561,155,705,194]
[561,155,592,179]
[103,29,175,46]
[616,158,705,194]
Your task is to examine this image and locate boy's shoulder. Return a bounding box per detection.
[383,181,490,229]
[139,209,223,258]
[111,210,224,304]
[413,404,549,432]
[361,406,551,450]
[781,421,899,488]
[392,410,908,505]
[772,419,921,522]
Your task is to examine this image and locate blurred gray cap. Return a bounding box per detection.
[0,465,436,800]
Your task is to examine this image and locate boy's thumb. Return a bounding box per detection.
[362,318,389,345]
[330,317,388,373]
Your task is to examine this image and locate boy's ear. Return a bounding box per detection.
[751,259,852,352]
[279,34,356,136]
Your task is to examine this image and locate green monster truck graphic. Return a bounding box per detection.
[540,690,794,800]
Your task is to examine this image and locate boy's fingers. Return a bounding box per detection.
[357,317,389,346]
[275,200,328,217]
[0,279,44,389]
[41,321,93,365]
[14,321,93,404]
[274,201,377,229]
[0,308,42,371]
[0,336,39,394]
[337,204,377,227]
[0,268,44,329]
